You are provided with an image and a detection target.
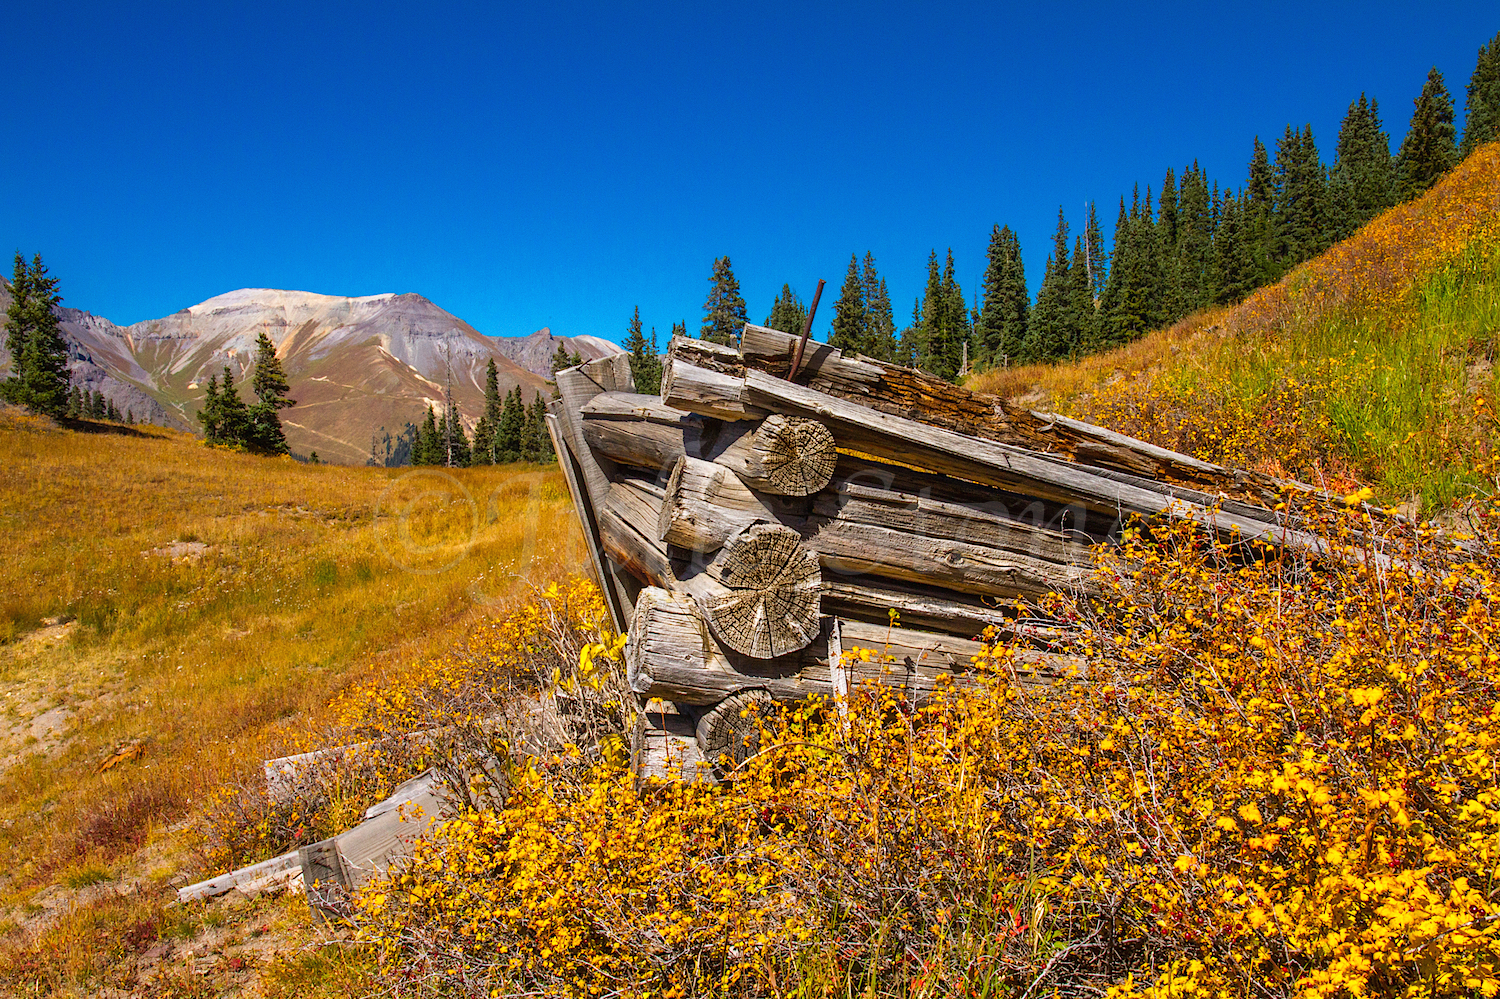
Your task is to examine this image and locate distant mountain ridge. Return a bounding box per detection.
[0,283,621,463]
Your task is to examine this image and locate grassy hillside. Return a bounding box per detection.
[0,409,584,994]
[970,141,1500,514]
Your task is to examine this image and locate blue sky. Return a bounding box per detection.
[3,2,1496,345]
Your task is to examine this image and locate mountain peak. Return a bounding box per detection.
[186,288,399,316]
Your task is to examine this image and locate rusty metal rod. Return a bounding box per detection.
[787,278,826,381]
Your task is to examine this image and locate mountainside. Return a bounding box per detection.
[0,284,621,463]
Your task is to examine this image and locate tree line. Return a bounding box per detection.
[374,358,555,467]
[662,32,1500,382]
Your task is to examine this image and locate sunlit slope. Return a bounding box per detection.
[970,142,1500,511]
[0,409,583,891]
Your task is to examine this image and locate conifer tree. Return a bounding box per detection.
[1066,237,1096,354]
[1244,138,1280,284]
[1101,189,1163,346]
[526,392,554,462]
[208,367,251,445]
[861,254,897,362]
[1174,164,1215,314]
[1212,193,1255,305]
[106,399,120,421]
[496,386,525,462]
[828,255,868,354]
[1083,203,1108,303]
[670,320,687,340]
[550,342,580,375]
[974,225,1029,367]
[765,285,808,337]
[940,249,968,376]
[438,406,471,467]
[246,330,294,454]
[1025,210,1074,361]
[623,307,663,394]
[1273,124,1330,266]
[1156,168,1181,313]
[414,406,441,465]
[1328,94,1395,241]
[1461,32,1500,157]
[1396,67,1459,201]
[198,374,223,441]
[897,297,922,367]
[126,409,134,425]
[66,385,83,418]
[1,253,71,416]
[470,357,503,464]
[700,256,747,346]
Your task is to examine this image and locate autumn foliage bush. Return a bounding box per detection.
[347,487,1500,998]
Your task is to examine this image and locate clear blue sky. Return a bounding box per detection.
[3,2,1495,346]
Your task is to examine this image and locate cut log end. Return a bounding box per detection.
[750,415,837,496]
[702,524,821,659]
[695,690,774,776]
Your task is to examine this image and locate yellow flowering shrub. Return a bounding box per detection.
[350,491,1500,998]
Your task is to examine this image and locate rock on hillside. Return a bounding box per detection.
[489,328,621,375]
[0,283,624,464]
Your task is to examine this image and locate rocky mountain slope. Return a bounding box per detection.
[0,283,619,463]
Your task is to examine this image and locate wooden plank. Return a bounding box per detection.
[177,849,303,903]
[546,408,630,634]
[632,702,714,783]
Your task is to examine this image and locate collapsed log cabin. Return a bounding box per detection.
[546,324,1345,780]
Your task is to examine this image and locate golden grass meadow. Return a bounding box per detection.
[1,144,1498,998]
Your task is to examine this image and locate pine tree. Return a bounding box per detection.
[1025,209,1073,361]
[861,255,897,362]
[940,250,968,377]
[1461,32,1500,157]
[496,386,524,462]
[623,306,662,394]
[1396,67,1459,201]
[1245,138,1280,284]
[66,385,83,418]
[1328,94,1395,240]
[828,255,868,354]
[550,342,579,375]
[765,284,808,337]
[1066,237,1096,354]
[246,329,294,454]
[1,253,71,416]
[126,409,134,425]
[897,297,922,367]
[670,320,687,340]
[198,374,223,441]
[414,406,441,465]
[1083,203,1108,303]
[975,225,1029,367]
[1157,168,1181,314]
[438,407,471,467]
[1273,124,1330,267]
[211,367,252,445]
[1174,163,1215,315]
[1101,190,1164,346]
[700,256,747,346]
[106,399,120,421]
[471,358,502,464]
[1212,192,1255,305]
[526,392,554,462]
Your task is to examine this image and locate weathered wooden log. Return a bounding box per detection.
[625,587,1072,707]
[581,394,836,496]
[661,356,769,421]
[552,357,639,630]
[658,455,792,552]
[546,407,633,632]
[671,327,1249,491]
[696,523,822,659]
[655,454,1091,600]
[600,477,673,590]
[694,690,774,774]
[665,360,1326,553]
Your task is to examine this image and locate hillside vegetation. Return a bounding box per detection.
[970,141,1500,514]
[0,410,583,995]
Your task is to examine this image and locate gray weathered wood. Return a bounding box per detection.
[696,523,822,659]
[661,355,768,421]
[177,849,304,903]
[726,414,837,495]
[625,587,1071,708]
[600,478,673,589]
[695,690,774,775]
[546,407,631,633]
[632,701,714,783]
[658,455,788,553]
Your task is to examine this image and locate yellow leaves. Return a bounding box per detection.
[1238,802,1264,825]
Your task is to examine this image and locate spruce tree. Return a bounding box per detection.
[1273,124,1330,266]
[939,249,968,377]
[106,399,120,421]
[1083,203,1108,303]
[415,406,440,465]
[623,307,663,394]
[975,225,1029,367]
[700,256,747,346]
[438,406,471,467]
[471,357,503,464]
[897,297,922,367]
[496,386,524,462]
[90,390,105,419]
[1461,32,1500,157]
[828,255,868,354]
[1174,164,1215,315]
[246,329,294,454]
[1396,67,1459,201]
[1,253,71,416]
[1025,210,1073,361]
[214,367,252,445]
[550,342,578,375]
[1066,237,1096,354]
[198,374,223,442]
[1329,94,1395,240]
[861,254,897,362]
[526,392,554,462]
[66,385,83,418]
[1212,193,1255,305]
[1244,138,1280,284]
[765,284,808,337]
[670,320,687,340]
